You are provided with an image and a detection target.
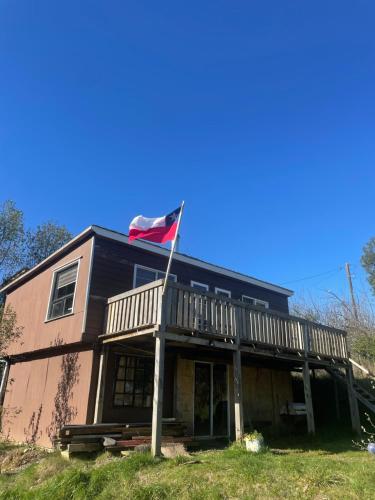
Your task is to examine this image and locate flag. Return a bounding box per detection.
[129,206,181,243]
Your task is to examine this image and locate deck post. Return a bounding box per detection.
[233,348,244,440]
[346,366,361,435]
[93,345,108,424]
[302,361,315,434]
[151,332,166,457]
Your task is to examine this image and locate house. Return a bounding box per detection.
[0,225,362,454]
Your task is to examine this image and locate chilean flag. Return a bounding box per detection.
[129,207,181,243]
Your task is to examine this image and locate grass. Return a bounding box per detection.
[0,429,374,499]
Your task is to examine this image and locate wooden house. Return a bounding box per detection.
[0,225,365,455]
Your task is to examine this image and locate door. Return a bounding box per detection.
[194,362,228,437]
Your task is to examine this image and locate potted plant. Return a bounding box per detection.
[243,431,264,453]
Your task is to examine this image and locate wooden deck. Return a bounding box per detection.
[103,279,348,361]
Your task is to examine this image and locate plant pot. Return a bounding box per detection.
[245,438,263,453]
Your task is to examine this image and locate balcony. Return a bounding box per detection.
[103,279,348,361]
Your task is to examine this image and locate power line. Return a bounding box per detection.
[280,266,344,286]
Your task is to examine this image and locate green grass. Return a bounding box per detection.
[0,430,374,499]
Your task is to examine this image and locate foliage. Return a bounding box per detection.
[0,200,72,284]
[24,222,72,270]
[361,237,375,295]
[0,304,23,357]
[291,292,375,368]
[0,432,374,499]
[0,201,24,280]
[243,430,264,441]
[355,407,375,451]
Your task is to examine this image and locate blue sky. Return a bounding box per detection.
[1,1,374,303]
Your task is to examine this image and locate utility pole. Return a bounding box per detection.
[345,262,358,321]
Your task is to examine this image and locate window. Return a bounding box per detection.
[113,355,154,408]
[242,295,269,309]
[215,287,231,298]
[47,263,78,320]
[191,281,209,292]
[133,264,177,288]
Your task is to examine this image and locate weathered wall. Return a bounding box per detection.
[175,357,293,436]
[1,350,94,448]
[4,238,93,355]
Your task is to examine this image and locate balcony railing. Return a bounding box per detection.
[104,279,348,360]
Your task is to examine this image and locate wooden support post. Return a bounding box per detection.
[151,332,166,457]
[346,366,361,435]
[303,361,315,434]
[233,348,244,440]
[93,346,108,424]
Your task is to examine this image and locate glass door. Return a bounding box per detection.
[194,362,228,437]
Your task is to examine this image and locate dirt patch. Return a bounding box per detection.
[0,446,47,474]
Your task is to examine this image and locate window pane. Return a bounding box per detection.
[113,355,154,408]
[192,282,208,292]
[135,267,156,287]
[242,296,254,305]
[63,296,74,314]
[115,381,125,393]
[51,300,64,318]
[216,289,231,298]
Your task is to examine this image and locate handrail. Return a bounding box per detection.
[104,280,349,359]
[349,358,375,380]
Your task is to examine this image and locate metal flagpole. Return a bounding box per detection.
[162,201,185,295]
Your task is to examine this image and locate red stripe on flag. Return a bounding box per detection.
[129,222,178,243]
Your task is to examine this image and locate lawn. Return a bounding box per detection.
[0,430,374,499]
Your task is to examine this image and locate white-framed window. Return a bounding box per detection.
[215,287,231,298]
[242,295,269,309]
[191,281,209,292]
[133,264,177,288]
[47,261,79,320]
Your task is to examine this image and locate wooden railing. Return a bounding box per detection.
[105,280,348,360]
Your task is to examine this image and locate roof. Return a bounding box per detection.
[0,225,294,297]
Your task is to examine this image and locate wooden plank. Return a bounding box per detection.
[93,346,108,423]
[151,332,166,457]
[233,348,244,440]
[162,331,237,350]
[346,366,361,435]
[303,361,315,434]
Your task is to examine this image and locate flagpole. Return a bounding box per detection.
[162,201,185,295]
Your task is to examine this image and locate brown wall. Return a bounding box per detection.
[1,349,94,447]
[4,237,93,355]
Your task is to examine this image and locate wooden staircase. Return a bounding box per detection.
[326,361,375,414]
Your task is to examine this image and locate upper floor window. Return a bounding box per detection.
[47,262,78,320]
[242,295,269,309]
[133,264,177,288]
[191,281,209,292]
[215,287,231,298]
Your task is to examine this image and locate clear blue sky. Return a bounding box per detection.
[1,1,374,303]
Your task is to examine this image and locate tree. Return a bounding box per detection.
[24,222,72,269]
[0,200,72,283]
[0,200,24,280]
[361,237,375,295]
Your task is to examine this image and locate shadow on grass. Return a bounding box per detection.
[266,424,358,454]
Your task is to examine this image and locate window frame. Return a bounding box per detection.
[190,280,209,292]
[214,287,231,298]
[241,295,269,309]
[45,259,81,322]
[112,354,154,408]
[133,263,177,289]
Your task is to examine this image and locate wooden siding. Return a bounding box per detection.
[4,237,93,355]
[105,280,348,360]
[85,237,290,337]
